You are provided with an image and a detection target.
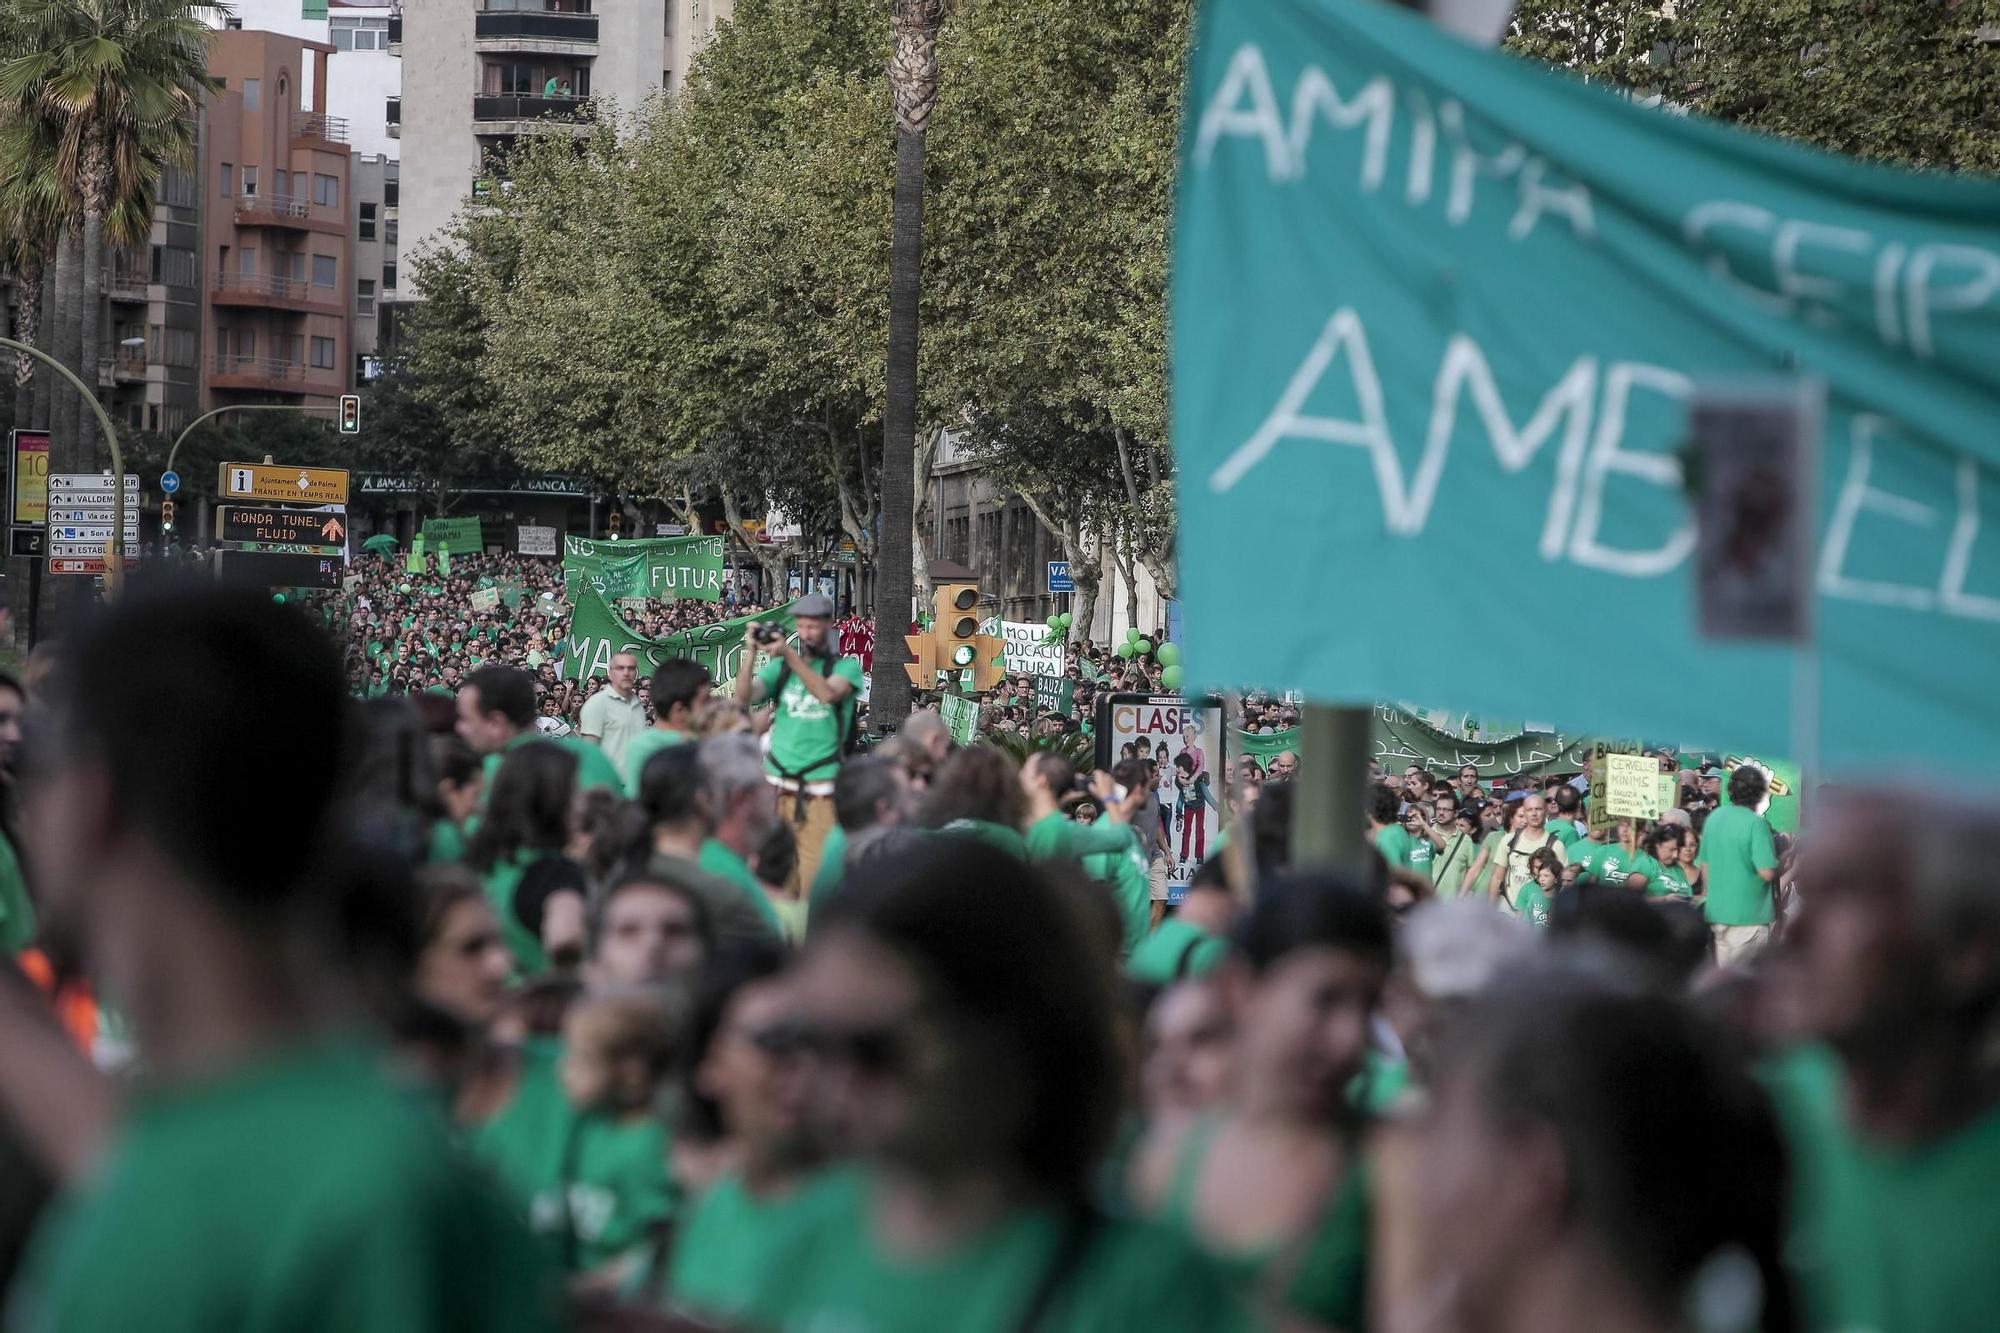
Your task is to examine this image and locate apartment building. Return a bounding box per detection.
[211,0,403,161]
[202,30,354,412]
[349,151,400,378]
[397,0,733,261]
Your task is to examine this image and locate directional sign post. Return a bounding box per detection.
[45,474,142,574]
[218,462,350,506]
[160,470,181,495]
[1047,561,1075,594]
[218,505,348,548]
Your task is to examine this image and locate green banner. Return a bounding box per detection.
[563,534,727,603]
[422,516,483,552]
[941,694,981,746]
[1237,705,1594,779]
[1034,676,1077,718]
[1173,0,2000,776]
[404,535,424,575]
[561,587,798,688]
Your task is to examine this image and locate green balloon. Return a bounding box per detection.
[1160,664,1184,690]
[1114,642,1135,659]
[1135,638,1153,655]
[1125,626,1140,642]
[1156,643,1181,667]
[271,593,287,604]
[1056,612,1072,628]
[1046,614,1062,629]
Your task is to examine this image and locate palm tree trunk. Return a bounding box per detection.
[872,0,945,732]
[31,260,56,429]
[79,213,105,465]
[50,228,81,474]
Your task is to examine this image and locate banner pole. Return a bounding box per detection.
[1291,703,1371,872]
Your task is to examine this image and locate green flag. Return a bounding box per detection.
[405,535,424,575]
[421,516,483,552]
[562,533,727,603]
[1173,0,2000,775]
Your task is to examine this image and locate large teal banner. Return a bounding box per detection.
[1173,0,2000,774]
[560,588,797,689]
[563,534,727,602]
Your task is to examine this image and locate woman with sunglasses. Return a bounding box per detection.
[1128,874,1392,1329]
[729,840,1251,1332]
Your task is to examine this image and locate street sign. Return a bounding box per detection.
[1047,560,1074,593]
[235,542,345,556]
[49,526,139,543]
[213,549,344,589]
[218,462,350,505]
[47,555,139,575]
[49,540,136,557]
[160,470,181,494]
[49,473,140,493]
[218,506,348,547]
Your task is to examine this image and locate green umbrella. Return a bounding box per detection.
[363,533,401,553]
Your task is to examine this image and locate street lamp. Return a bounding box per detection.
[0,335,129,594]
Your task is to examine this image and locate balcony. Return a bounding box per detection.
[211,272,345,315]
[472,95,594,136]
[210,352,325,393]
[295,114,350,145]
[386,96,400,139]
[107,271,149,302]
[113,351,147,383]
[234,191,345,235]
[475,9,598,52]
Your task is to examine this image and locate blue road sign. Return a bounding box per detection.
[1047,560,1074,593]
[160,470,181,494]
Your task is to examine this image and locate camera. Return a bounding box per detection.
[750,620,786,646]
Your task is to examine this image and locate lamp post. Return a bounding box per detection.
[0,335,129,596]
[165,402,339,479]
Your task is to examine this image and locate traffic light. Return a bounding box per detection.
[161,499,176,532]
[931,579,1006,692]
[338,394,361,435]
[606,507,622,537]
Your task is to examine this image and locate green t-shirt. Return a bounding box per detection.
[1515,881,1553,927]
[427,819,468,867]
[0,831,36,952]
[1471,830,1508,896]
[621,726,690,795]
[1589,844,1640,889]
[699,838,784,932]
[1546,818,1582,848]
[473,1040,674,1274]
[940,819,1031,861]
[1765,1045,2000,1333]
[1084,819,1151,958]
[1566,838,1606,882]
[1025,812,1132,863]
[1372,823,1416,872]
[811,823,850,900]
[1650,863,1696,900]
[483,732,625,800]
[21,1045,559,1333]
[1404,834,1433,877]
[755,655,864,784]
[1126,918,1226,984]
[1698,803,1778,925]
[668,1170,833,1321]
[1429,829,1481,898]
[1618,852,1664,892]
[737,1168,1255,1333]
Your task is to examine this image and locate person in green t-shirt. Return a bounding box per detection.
[1129,874,1387,1328]
[695,734,788,933]
[459,664,625,796]
[1369,783,1418,873]
[668,941,827,1321]
[468,742,589,975]
[1428,807,1484,899]
[1416,975,1794,1333]
[741,836,1253,1333]
[1763,791,2000,1333]
[1020,751,1135,863]
[1397,804,1435,878]
[732,593,861,896]
[1696,767,1779,965]
[810,753,915,903]
[8,590,560,1333]
[1126,866,1236,985]
[1514,850,1561,927]
[622,658,711,794]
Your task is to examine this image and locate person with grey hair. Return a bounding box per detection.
[694,734,784,931]
[1765,789,2000,1333]
[807,753,913,902]
[895,708,952,786]
[634,743,779,944]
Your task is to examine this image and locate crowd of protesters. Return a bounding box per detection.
[0,583,1991,1333]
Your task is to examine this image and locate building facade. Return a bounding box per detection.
[202,30,355,413]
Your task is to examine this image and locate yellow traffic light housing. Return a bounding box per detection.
[161,499,176,532]
[338,393,361,434]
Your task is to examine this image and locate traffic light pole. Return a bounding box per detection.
[165,403,340,479]
[0,336,130,598]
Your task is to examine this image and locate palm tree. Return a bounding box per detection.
[0,0,216,634]
[873,0,947,732]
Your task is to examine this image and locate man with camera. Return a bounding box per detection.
[732,592,862,895]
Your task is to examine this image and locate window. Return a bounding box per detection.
[312,254,336,287]
[243,78,260,111]
[311,336,337,370]
[239,247,257,277]
[286,333,304,364]
[313,174,338,208]
[331,16,389,49]
[224,15,241,28]
[221,163,233,197]
[148,246,196,288]
[357,279,376,317]
[150,245,162,281]
[289,251,306,281]
[274,169,289,201]
[358,202,376,240]
[384,178,399,206]
[382,263,397,290]
[242,166,258,197]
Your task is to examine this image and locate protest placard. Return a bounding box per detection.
[1604,753,1665,820]
[1001,621,1066,678]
